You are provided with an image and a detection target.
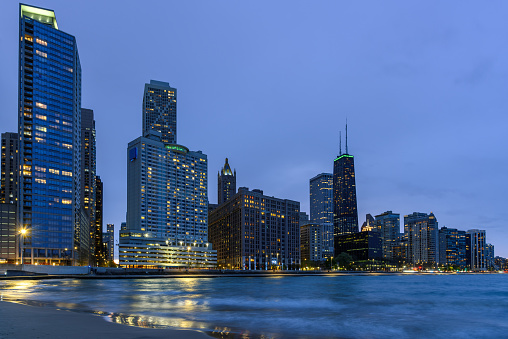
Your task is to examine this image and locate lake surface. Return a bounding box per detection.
[1,274,507,338]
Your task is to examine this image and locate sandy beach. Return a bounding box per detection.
[0,301,210,339]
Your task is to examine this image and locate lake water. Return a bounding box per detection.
[1,274,507,338]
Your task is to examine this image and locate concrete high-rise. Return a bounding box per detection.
[0,203,17,263]
[143,80,177,144]
[120,129,216,268]
[218,158,236,205]
[18,4,82,265]
[1,133,19,205]
[404,212,439,266]
[333,126,358,253]
[209,187,300,270]
[80,108,96,263]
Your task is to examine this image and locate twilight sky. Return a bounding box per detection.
[1,1,507,257]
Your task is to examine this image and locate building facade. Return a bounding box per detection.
[438,227,467,268]
[106,223,114,261]
[466,229,486,271]
[375,211,400,262]
[334,231,382,261]
[404,212,439,266]
[80,108,96,263]
[18,4,81,265]
[300,223,323,263]
[1,133,19,205]
[94,175,103,265]
[209,187,300,270]
[143,80,177,144]
[121,129,214,268]
[309,173,334,258]
[217,158,236,205]
[333,153,358,237]
[0,203,17,263]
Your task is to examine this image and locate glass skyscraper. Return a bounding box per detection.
[143,80,177,144]
[309,173,334,258]
[18,4,81,265]
[333,155,359,236]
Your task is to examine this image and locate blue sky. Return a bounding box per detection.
[1,1,507,257]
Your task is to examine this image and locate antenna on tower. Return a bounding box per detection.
[345,118,348,155]
[339,131,342,156]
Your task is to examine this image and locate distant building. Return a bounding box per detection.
[361,214,375,232]
[18,4,82,265]
[300,223,323,263]
[438,227,467,268]
[143,80,177,144]
[309,173,334,258]
[80,108,96,264]
[494,256,507,270]
[1,132,18,205]
[94,176,103,265]
[404,212,439,266]
[106,223,114,261]
[209,187,300,270]
[0,203,17,263]
[375,211,400,262]
[466,229,486,271]
[333,126,358,239]
[120,222,127,231]
[486,243,494,269]
[218,158,236,205]
[335,231,382,261]
[299,211,310,226]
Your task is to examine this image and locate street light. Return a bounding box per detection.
[19,229,27,265]
[187,246,191,269]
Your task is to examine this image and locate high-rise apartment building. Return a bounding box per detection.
[300,223,323,263]
[209,187,300,270]
[1,133,19,205]
[218,158,236,205]
[438,227,467,268]
[309,173,334,259]
[120,130,215,268]
[485,243,494,270]
[143,80,177,144]
[80,108,96,261]
[375,211,400,261]
[106,223,114,261]
[466,229,486,271]
[333,127,358,242]
[94,176,103,265]
[18,4,82,265]
[404,212,439,266]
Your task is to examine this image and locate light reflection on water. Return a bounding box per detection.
[1,275,508,338]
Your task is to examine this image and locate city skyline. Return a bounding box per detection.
[1,1,507,257]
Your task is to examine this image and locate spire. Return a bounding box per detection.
[345,118,348,155]
[222,157,233,176]
[339,131,342,156]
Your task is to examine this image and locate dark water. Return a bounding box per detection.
[1,274,507,338]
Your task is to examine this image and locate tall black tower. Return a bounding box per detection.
[333,123,359,250]
[218,158,236,205]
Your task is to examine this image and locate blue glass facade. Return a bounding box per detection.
[19,5,81,264]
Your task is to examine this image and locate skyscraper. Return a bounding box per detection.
[18,4,81,265]
[466,229,486,271]
[374,211,400,261]
[217,158,236,205]
[333,126,359,250]
[309,173,334,258]
[94,175,103,265]
[404,212,439,266]
[1,132,18,205]
[143,80,177,144]
[438,227,467,268]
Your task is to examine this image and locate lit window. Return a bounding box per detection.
[35,38,47,46]
[36,50,47,58]
[62,199,72,205]
[36,102,47,109]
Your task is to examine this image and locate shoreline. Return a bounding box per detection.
[0,301,211,339]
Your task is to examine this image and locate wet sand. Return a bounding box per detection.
[0,301,210,339]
